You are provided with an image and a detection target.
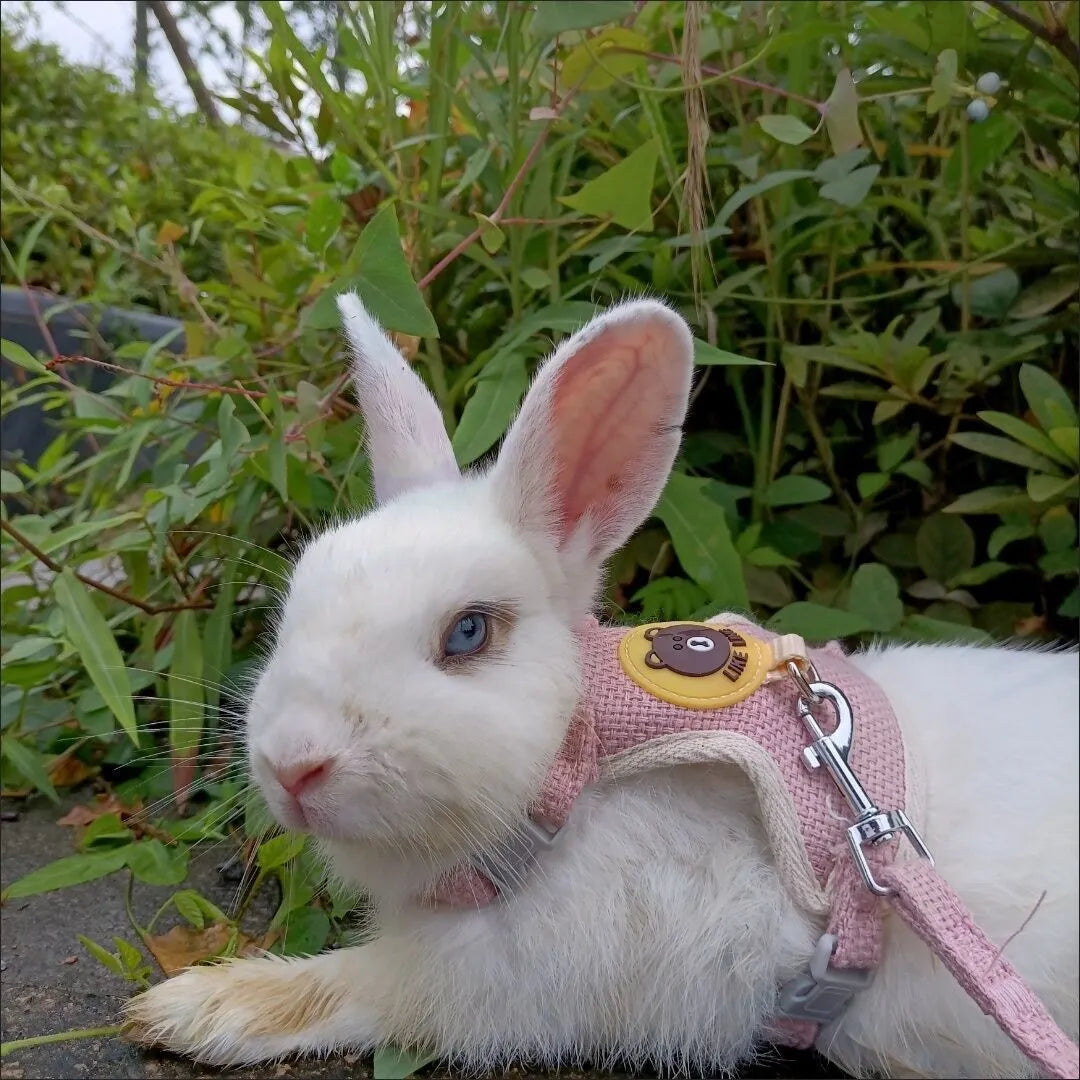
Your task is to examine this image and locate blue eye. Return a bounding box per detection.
[444,612,489,657]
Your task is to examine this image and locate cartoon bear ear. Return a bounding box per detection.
[645,651,665,669]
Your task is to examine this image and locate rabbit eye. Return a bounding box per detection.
[443,612,489,657]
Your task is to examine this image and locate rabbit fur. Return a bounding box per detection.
[126,297,1079,1078]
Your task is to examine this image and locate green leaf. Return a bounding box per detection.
[305,194,344,252]
[977,411,1073,468]
[373,1045,439,1080]
[927,48,957,115]
[944,113,1020,189]
[452,350,528,466]
[950,269,1020,320]
[757,114,816,145]
[561,27,648,92]
[1059,586,1080,618]
[1,469,24,494]
[989,521,1034,558]
[715,170,814,227]
[278,907,331,957]
[169,609,204,758]
[2,847,131,900]
[79,812,132,849]
[916,513,975,582]
[308,205,437,336]
[1011,271,1079,319]
[819,165,880,207]
[951,561,1011,587]
[692,339,767,367]
[895,615,992,645]
[258,832,308,871]
[823,69,861,155]
[173,889,206,929]
[560,141,660,232]
[1019,364,1078,432]
[653,473,749,612]
[54,569,138,745]
[520,267,551,291]
[123,840,189,886]
[847,563,904,632]
[813,148,872,185]
[763,475,832,507]
[0,737,59,804]
[78,935,125,976]
[473,213,505,254]
[943,486,1029,514]
[202,567,236,713]
[531,0,636,37]
[857,472,889,500]
[1,338,49,375]
[1028,473,1079,503]
[950,433,1064,475]
[766,603,873,641]
[1049,428,1079,465]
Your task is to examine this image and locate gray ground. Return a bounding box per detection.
[1,795,840,1080]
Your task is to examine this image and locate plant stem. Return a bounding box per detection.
[1,1027,126,1058]
[0,519,211,615]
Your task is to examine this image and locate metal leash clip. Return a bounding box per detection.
[787,662,934,897]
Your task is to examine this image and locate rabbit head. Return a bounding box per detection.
[245,295,694,880]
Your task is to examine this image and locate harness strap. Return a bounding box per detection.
[880,859,1079,1080]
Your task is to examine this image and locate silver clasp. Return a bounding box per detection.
[796,681,934,896]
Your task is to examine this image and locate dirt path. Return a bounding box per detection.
[1,797,840,1080]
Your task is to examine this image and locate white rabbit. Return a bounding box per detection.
[126,297,1079,1078]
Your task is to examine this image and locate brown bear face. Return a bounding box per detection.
[642,623,747,677]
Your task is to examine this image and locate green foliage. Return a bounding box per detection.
[0,25,275,310]
[0,8,1077,1042]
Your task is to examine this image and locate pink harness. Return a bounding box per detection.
[430,616,1079,1079]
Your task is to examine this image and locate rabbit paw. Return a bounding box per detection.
[124,953,373,1065]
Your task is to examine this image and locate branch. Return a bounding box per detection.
[148,0,224,126]
[983,0,1080,71]
[0,519,212,615]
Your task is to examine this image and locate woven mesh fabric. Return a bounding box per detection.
[431,614,906,975]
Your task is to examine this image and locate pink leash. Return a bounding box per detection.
[881,860,1079,1080]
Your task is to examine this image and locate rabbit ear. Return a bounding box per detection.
[338,293,460,505]
[489,298,694,569]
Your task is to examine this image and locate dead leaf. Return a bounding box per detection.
[170,749,198,816]
[156,221,187,245]
[1014,615,1048,637]
[56,792,138,828]
[48,755,98,789]
[391,333,421,362]
[144,923,254,977]
[62,955,78,964]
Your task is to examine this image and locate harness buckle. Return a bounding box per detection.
[469,818,562,897]
[777,933,873,1043]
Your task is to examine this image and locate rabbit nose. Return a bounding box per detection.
[272,758,333,799]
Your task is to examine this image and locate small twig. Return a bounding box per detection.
[987,890,1048,972]
[0,519,211,615]
[45,354,271,403]
[983,0,1080,71]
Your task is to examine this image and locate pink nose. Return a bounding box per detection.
[272,758,332,799]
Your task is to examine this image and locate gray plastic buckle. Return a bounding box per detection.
[469,819,561,897]
[777,933,874,1045]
